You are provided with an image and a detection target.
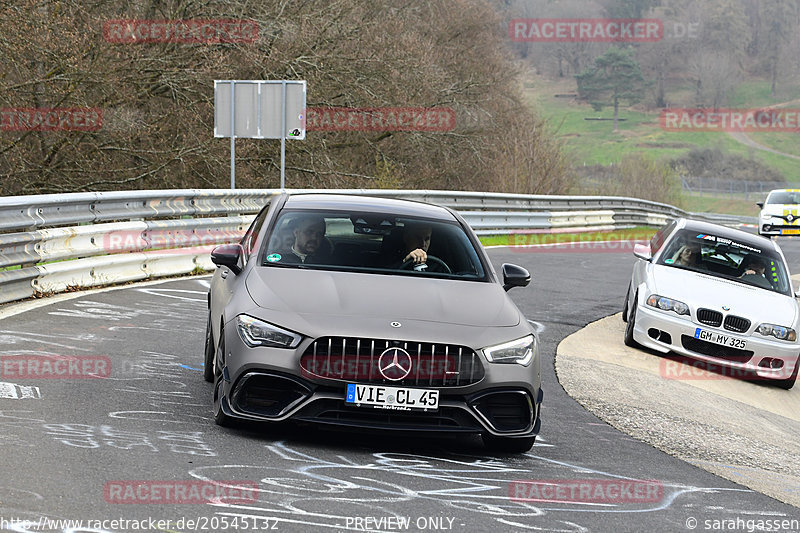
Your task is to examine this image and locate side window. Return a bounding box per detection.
[241,204,270,262]
[650,219,676,255]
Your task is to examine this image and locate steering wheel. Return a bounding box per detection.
[399,254,452,274]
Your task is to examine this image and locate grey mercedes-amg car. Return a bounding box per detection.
[204,193,542,452]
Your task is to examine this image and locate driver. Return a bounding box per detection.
[401,221,432,266]
[741,256,766,276]
[740,256,772,289]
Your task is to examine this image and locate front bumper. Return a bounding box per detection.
[633,304,799,381]
[217,371,543,437]
[216,328,543,438]
[759,221,800,236]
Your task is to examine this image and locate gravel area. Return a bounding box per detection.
[556,314,800,508]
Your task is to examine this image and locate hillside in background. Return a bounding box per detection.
[497,0,800,201]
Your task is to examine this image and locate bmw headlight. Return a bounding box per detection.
[236,315,302,348]
[646,294,690,316]
[756,323,797,342]
[483,335,536,366]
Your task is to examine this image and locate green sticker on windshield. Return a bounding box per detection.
[664,258,674,264]
[267,253,282,262]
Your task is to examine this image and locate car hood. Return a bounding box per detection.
[245,267,521,328]
[761,204,798,218]
[650,264,797,324]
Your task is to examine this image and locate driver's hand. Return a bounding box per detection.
[403,248,427,264]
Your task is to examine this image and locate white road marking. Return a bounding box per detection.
[0,382,41,400]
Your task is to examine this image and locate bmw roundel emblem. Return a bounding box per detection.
[390,321,402,328]
[722,306,730,311]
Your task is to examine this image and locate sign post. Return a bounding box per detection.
[214,80,306,189]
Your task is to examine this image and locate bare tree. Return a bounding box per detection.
[0,0,569,195]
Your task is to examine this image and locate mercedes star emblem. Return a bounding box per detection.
[378,347,412,381]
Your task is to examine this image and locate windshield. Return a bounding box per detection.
[766,191,800,205]
[260,209,487,281]
[656,229,791,296]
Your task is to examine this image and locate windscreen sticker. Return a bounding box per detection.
[694,234,761,254]
[266,253,282,262]
[664,258,674,264]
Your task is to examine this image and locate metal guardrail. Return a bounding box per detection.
[0,188,756,305]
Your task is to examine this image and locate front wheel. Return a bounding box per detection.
[622,282,631,323]
[623,292,639,348]
[203,315,215,383]
[482,433,535,453]
[213,377,234,427]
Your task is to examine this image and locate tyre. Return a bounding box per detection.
[203,315,215,383]
[622,283,631,323]
[623,292,639,348]
[482,433,535,453]
[213,376,234,427]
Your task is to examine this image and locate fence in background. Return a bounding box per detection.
[681,177,784,199]
[0,189,756,305]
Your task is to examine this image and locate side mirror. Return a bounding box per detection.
[211,243,244,275]
[633,243,652,262]
[502,263,530,291]
[756,202,764,209]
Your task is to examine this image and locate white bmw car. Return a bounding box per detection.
[623,218,799,389]
[758,188,800,237]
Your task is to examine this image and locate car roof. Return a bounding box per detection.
[678,218,779,252]
[282,193,458,221]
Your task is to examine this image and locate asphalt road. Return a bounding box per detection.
[0,237,798,533]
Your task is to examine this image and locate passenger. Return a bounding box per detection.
[673,242,701,267]
[278,215,331,264]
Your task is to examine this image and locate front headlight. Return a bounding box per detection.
[646,294,690,316]
[756,323,797,342]
[483,335,536,366]
[236,315,303,348]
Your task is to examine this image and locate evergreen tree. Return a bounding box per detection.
[575,46,647,131]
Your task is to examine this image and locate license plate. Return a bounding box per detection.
[345,384,439,411]
[782,229,800,235]
[694,328,747,350]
